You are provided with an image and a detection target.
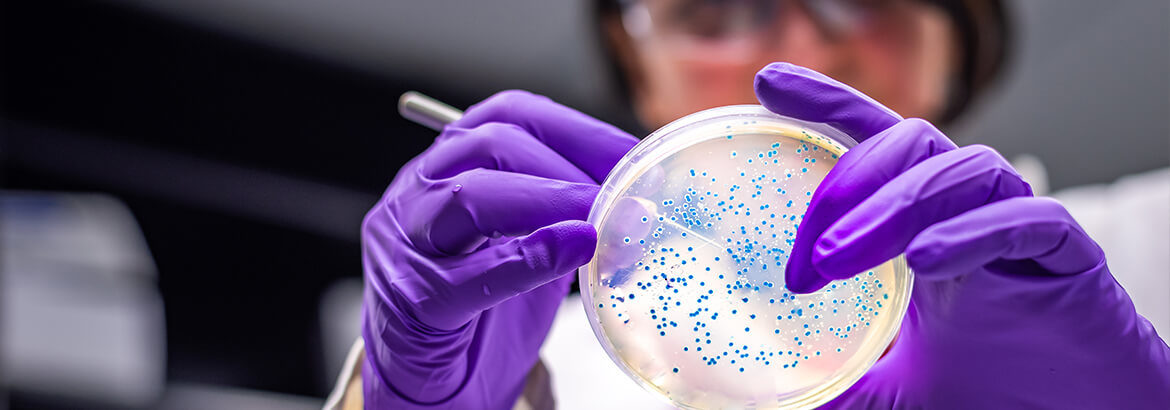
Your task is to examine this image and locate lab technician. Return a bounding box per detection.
[330,1,1170,408]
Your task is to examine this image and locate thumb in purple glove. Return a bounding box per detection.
[755,62,1170,408]
[362,90,638,409]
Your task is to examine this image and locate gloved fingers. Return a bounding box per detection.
[906,196,1105,279]
[754,62,902,140]
[594,196,656,280]
[810,144,1033,281]
[785,119,956,293]
[420,123,593,184]
[420,168,598,255]
[451,90,640,183]
[423,220,596,329]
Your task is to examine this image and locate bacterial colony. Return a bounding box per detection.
[582,116,910,409]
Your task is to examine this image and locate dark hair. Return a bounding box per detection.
[932,0,1012,124]
[594,0,1012,126]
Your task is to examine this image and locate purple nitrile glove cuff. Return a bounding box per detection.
[362,289,477,406]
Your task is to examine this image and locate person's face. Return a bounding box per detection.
[605,0,958,129]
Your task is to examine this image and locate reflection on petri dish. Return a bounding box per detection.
[580,105,913,409]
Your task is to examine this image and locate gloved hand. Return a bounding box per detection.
[361,90,638,409]
[755,63,1170,408]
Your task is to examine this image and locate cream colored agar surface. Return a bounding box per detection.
[583,120,910,409]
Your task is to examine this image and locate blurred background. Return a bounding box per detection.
[1,0,1166,409]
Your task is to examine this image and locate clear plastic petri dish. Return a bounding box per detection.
[579,105,913,409]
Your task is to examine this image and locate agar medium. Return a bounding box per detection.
[579,105,913,409]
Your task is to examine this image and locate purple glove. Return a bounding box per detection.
[756,63,1170,408]
[361,90,638,409]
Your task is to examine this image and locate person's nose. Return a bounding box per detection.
[761,3,851,81]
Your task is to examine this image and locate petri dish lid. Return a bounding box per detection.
[579,105,913,409]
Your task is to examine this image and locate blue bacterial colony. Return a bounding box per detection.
[584,126,906,408]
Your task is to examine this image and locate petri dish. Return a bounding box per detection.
[579,105,913,409]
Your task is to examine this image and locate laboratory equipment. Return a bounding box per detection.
[399,91,463,131]
[579,105,913,409]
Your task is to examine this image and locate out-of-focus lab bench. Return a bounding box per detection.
[0,0,469,408]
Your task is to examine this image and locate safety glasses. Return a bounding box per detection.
[619,0,917,60]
